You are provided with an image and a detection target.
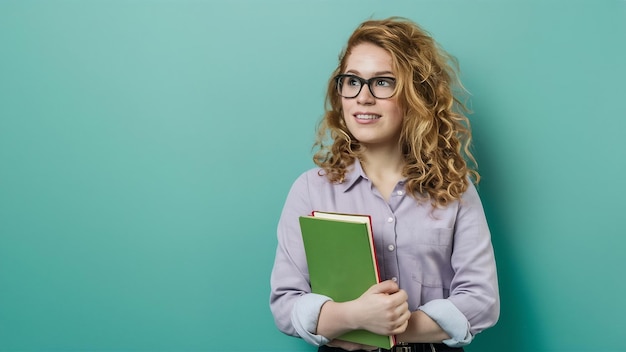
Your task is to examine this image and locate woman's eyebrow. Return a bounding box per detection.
[344,69,395,76]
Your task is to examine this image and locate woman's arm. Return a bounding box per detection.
[316,280,411,340]
[399,183,500,346]
[395,310,450,343]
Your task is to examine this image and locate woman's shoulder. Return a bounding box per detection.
[458,179,485,208]
[283,167,334,203]
[292,167,329,186]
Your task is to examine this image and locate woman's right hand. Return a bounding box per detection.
[316,280,411,341]
[349,280,411,336]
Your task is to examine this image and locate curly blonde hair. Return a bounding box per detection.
[313,17,479,207]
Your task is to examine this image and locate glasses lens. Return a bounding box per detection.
[337,75,362,98]
[336,75,396,99]
[370,77,396,99]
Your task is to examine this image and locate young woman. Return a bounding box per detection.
[270,17,499,352]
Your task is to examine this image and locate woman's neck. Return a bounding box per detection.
[359,145,405,201]
[359,143,404,173]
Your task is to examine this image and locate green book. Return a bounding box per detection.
[298,211,395,349]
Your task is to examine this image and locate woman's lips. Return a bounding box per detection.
[354,113,381,121]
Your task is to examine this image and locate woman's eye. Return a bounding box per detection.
[375,78,394,87]
[347,78,360,86]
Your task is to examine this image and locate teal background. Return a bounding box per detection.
[1,1,625,351]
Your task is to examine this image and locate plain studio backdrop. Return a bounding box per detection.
[1,1,624,351]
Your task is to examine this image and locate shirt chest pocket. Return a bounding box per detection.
[406,227,454,288]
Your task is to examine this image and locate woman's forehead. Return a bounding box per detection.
[344,43,394,76]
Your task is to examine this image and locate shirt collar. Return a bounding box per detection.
[338,159,368,193]
[337,159,408,193]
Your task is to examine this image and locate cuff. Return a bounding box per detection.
[291,293,333,346]
[418,299,472,347]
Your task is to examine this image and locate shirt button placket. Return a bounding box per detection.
[384,215,399,284]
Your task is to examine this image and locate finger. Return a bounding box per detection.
[391,301,409,319]
[386,289,409,307]
[394,318,409,334]
[389,288,408,301]
[389,305,410,329]
[367,280,399,294]
[397,308,411,331]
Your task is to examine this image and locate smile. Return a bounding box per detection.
[355,114,381,120]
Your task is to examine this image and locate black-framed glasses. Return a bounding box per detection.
[335,74,397,99]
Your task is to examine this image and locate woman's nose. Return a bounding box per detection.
[356,84,376,105]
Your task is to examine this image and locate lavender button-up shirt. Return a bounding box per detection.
[270,161,499,347]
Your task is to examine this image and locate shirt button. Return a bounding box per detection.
[387,244,395,252]
[397,190,404,196]
[391,277,398,282]
[387,217,394,223]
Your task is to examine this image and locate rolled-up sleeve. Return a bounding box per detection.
[419,299,472,347]
[270,172,331,345]
[291,293,332,345]
[446,183,500,337]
